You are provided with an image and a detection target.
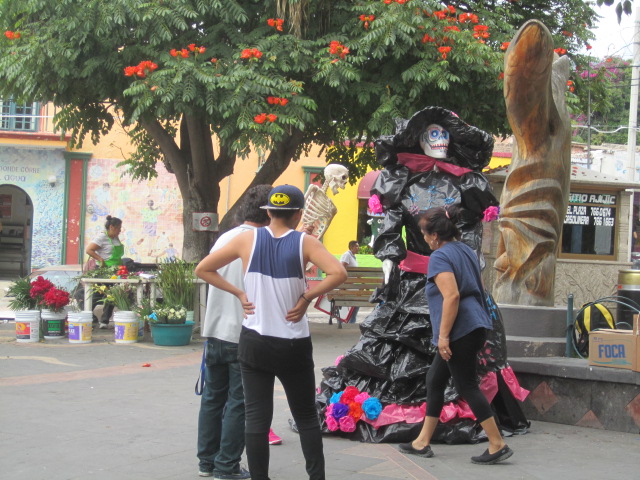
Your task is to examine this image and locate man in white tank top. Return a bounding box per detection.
[195,185,347,480]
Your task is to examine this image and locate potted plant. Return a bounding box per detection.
[29,276,71,339]
[154,259,196,315]
[148,260,196,346]
[7,276,41,342]
[96,283,139,344]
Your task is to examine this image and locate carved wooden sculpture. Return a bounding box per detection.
[493,20,571,306]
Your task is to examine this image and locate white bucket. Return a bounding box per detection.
[15,310,40,343]
[114,311,138,344]
[41,309,67,339]
[68,311,93,344]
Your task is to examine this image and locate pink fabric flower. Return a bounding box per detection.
[354,392,370,404]
[368,194,383,214]
[339,415,357,432]
[482,205,500,222]
[326,416,339,431]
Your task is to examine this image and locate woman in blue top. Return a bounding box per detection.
[399,205,513,465]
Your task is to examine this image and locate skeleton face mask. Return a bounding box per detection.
[419,124,450,159]
[324,164,349,195]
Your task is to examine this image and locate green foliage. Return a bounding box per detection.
[0,0,604,250]
[154,259,196,309]
[6,276,37,311]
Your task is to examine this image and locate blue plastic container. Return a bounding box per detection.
[150,321,194,346]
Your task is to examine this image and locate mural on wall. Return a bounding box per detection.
[84,158,183,263]
[0,147,66,269]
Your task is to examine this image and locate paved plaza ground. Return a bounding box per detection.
[2,316,639,480]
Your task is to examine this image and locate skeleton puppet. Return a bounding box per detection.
[300,164,349,241]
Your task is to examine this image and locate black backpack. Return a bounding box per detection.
[573,302,615,356]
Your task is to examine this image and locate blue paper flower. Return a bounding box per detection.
[362,397,383,420]
[331,402,349,420]
[330,391,343,404]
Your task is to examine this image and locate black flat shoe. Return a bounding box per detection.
[398,442,434,457]
[471,445,513,465]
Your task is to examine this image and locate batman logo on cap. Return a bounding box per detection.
[270,193,290,206]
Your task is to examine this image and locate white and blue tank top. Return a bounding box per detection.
[243,227,309,339]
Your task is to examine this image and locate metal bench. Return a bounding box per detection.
[326,266,383,329]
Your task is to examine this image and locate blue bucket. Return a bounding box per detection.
[150,321,194,346]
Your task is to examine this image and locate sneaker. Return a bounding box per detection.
[213,466,251,480]
[98,323,108,329]
[398,442,434,458]
[471,445,513,465]
[198,469,213,477]
[268,429,282,445]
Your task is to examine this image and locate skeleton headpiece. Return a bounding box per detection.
[419,124,450,158]
[324,164,349,195]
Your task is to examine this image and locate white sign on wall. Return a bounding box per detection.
[192,212,218,232]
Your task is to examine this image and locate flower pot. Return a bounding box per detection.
[41,309,67,339]
[150,321,194,346]
[15,310,41,343]
[114,311,138,344]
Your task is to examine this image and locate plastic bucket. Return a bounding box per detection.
[15,310,40,343]
[114,311,138,344]
[41,310,67,339]
[68,311,93,344]
[150,321,194,346]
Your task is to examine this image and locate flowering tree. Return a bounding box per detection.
[0,0,600,260]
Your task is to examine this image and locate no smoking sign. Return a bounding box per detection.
[192,212,218,232]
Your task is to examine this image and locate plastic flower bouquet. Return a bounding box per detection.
[100,283,135,311]
[150,305,188,324]
[41,287,71,313]
[325,386,383,433]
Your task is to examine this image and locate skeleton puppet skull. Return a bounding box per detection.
[324,164,349,195]
[419,124,450,159]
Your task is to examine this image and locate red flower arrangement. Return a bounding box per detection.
[438,46,452,60]
[328,41,349,61]
[241,48,263,60]
[254,113,277,124]
[42,288,71,313]
[124,60,158,78]
[472,25,490,42]
[267,96,288,106]
[359,14,375,30]
[267,18,284,31]
[29,276,70,312]
[30,276,54,301]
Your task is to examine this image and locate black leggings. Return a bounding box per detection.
[241,362,325,480]
[425,328,494,423]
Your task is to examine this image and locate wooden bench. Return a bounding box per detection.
[326,266,383,329]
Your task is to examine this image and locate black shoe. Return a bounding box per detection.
[471,445,513,465]
[398,442,434,457]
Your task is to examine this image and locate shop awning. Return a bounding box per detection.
[357,170,381,199]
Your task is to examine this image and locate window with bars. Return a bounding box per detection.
[0,99,39,131]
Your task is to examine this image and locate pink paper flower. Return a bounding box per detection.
[368,194,383,214]
[482,205,500,222]
[334,355,344,366]
[325,404,334,416]
[326,416,339,431]
[354,392,370,404]
[339,415,357,432]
